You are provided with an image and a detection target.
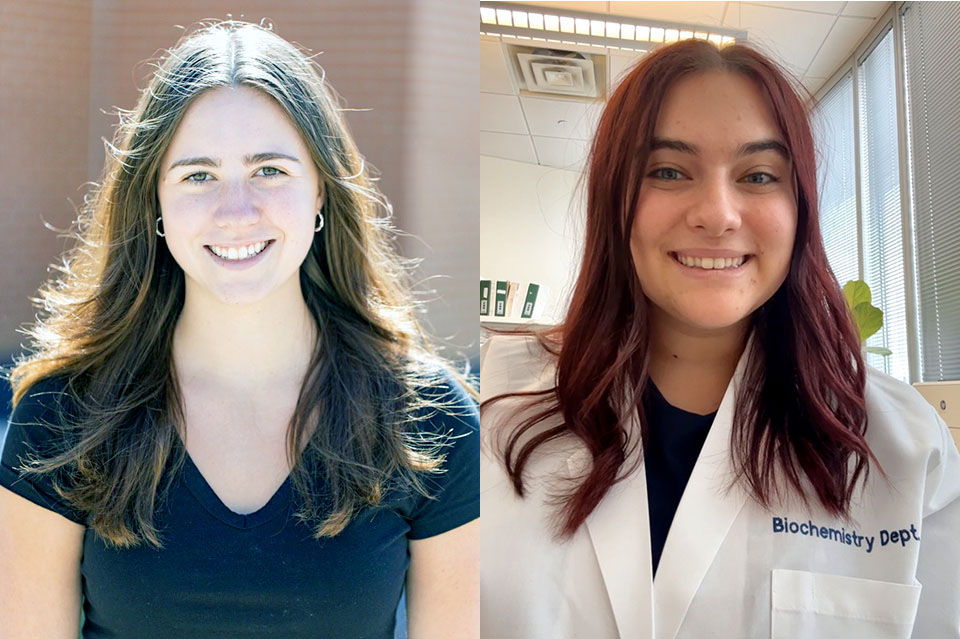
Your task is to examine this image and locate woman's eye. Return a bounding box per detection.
[650,167,684,181]
[186,172,212,183]
[257,166,285,178]
[743,172,777,185]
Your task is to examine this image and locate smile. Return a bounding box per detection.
[671,252,752,271]
[206,241,272,261]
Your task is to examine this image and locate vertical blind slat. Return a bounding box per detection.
[860,29,909,382]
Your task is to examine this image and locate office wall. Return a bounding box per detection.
[0,1,94,363]
[479,155,583,324]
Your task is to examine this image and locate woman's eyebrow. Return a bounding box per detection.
[166,152,301,172]
[736,140,789,159]
[650,138,789,160]
[650,138,697,154]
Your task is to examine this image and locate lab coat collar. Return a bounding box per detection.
[572,330,756,639]
[571,439,656,638]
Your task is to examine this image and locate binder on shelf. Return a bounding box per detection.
[494,280,508,317]
[480,279,491,316]
[505,281,519,318]
[481,279,551,323]
[520,283,540,319]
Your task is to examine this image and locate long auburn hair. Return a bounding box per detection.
[486,39,880,537]
[10,20,470,549]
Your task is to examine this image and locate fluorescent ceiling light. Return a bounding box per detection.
[479,2,745,52]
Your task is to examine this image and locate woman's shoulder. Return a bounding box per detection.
[3,374,78,465]
[863,367,953,472]
[479,334,583,492]
[401,366,479,462]
[410,365,477,420]
[395,366,479,538]
[1,374,88,524]
[479,333,559,401]
[6,374,78,443]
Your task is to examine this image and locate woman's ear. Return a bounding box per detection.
[317,181,326,212]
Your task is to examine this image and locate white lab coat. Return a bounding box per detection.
[480,334,960,638]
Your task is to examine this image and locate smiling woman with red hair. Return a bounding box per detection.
[480,39,960,638]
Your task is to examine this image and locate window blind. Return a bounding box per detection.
[902,1,960,382]
[859,28,909,383]
[814,72,859,290]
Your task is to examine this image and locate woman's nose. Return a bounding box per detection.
[213,182,259,228]
[686,176,743,236]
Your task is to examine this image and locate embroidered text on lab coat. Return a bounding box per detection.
[772,517,920,554]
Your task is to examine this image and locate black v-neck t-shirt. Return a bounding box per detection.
[642,381,717,577]
[0,375,479,638]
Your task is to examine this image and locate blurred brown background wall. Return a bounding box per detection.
[0,0,478,378]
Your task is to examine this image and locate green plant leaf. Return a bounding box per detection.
[865,345,892,357]
[852,302,883,342]
[843,280,872,309]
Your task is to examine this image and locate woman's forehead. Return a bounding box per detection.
[652,70,785,153]
[163,86,311,164]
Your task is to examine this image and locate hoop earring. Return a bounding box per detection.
[315,211,324,233]
[155,216,165,237]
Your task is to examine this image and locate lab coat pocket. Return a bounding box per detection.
[770,568,921,639]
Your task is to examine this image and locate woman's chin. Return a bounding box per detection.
[672,307,754,333]
[185,280,278,308]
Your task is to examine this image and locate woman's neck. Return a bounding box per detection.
[172,278,317,391]
[646,313,751,415]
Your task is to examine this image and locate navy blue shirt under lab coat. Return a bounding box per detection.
[643,381,716,577]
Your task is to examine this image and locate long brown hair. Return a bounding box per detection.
[10,20,471,548]
[486,39,880,537]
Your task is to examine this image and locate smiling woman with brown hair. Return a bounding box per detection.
[0,20,477,639]
[480,39,960,638]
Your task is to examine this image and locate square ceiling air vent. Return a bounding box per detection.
[518,52,597,97]
[507,45,604,100]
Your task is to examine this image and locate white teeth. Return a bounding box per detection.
[675,253,747,270]
[208,241,268,261]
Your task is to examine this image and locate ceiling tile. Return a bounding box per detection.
[805,15,874,78]
[480,93,529,135]
[520,96,604,140]
[481,40,516,95]
[842,1,891,18]
[481,131,538,164]
[609,2,727,27]
[533,136,590,171]
[609,51,647,90]
[800,75,828,96]
[745,2,845,15]
[725,3,837,76]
